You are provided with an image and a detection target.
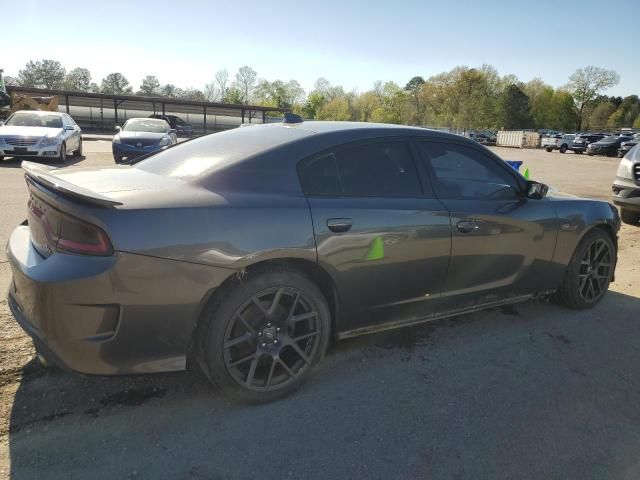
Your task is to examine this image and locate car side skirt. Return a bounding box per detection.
[337,293,547,339]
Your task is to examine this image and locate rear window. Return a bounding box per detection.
[135,125,310,180]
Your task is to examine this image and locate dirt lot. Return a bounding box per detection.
[0,144,639,479]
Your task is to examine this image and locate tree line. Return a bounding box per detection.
[6,59,638,131]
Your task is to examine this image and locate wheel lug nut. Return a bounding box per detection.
[276,327,280,332]
[258,332,262,336]
[274,340,278,344]
[267,323,271,327]
[261,342,266,347]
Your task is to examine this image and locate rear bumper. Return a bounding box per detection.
[6,225,235,375]
[612,176,640,212]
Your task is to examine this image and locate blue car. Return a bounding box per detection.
[112,118,177,163]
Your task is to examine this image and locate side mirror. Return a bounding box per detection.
[64,125,74,130]
[114,125,121,132]
[526,180,549,200]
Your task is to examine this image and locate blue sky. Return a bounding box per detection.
[2,0,638,96]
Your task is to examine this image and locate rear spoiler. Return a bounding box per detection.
[22,161,123,207]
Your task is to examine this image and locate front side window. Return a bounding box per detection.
[418,141,520,200]
[299,141,422,197]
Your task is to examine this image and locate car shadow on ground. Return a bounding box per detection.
[0,155,86,169]
[7,291,640,479]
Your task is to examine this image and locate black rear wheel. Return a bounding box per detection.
[560,144,568,153]
[197,267,331,403]
[555,229,615,309]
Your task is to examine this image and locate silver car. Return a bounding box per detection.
[0,110,82,162]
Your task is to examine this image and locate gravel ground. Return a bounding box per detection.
[0,144,638,480]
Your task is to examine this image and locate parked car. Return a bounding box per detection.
[112,118,177,163]
[7,121,620,403]
[149,114,194,137]
[542,134,575,153]
[572,133,606,154]
[469,132,496,146]
[0,110,82,163]
[612,143,640,225]
[618,137,639,157]
[587,135,633,157]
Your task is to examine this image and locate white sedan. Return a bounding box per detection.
[0,110,82,163]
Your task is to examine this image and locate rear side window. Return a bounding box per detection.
[299,141,422,197]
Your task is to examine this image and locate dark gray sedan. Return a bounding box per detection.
[7,120,620,402]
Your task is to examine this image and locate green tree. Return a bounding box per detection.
[498,84,532,129]
[302,91,326,119]
[17,59,66,89]
[160,84,178,98]
[64,67,92,91]
[589,102,616,131]
[138,75,161,96]
[101,73,133,95]
[317,98,351,120]
[550,91,578,131]
[224,87,244,104]
[404,76,425,124]
[566,66,620,130]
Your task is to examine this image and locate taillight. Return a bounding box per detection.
[57,215,113,256]
[28,198,113,256]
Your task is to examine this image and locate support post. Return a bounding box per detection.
[65,95,70,114]
[203,106,207,134]
[262,111,266,124]
[241,108,245,124]
[114,98,118,126]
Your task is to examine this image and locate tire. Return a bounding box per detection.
[575,150,583,155]
[546,147,553,152]
[0,155,4,162]
[74,138,83,157]
[555,228,616,309]
[620,209,640,226]
[57,143,67,164]
[113,154,122,163]
[197,266,331,403]
[560,144,568,154]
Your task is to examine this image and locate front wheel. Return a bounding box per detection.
[546,147,553,152]
[74,138,83,157]
[575,150,583,155]
[560,144,568,153]
[57,143,67,164]
[621,209,640,226]
[197,267,331,403]
[555,229,616,309]
[113,154,122,163]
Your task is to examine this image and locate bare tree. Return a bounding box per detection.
[566,66,620,130]
[234,66,257,104]
[215,69,229,101]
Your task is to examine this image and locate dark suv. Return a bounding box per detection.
[149,114,194,137]
[572,134,606,154]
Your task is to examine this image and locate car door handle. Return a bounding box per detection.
[457,220,480,233]
[327,218,353,233]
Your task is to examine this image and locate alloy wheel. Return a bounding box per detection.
[578,238,612,302]
[222,287,322,392]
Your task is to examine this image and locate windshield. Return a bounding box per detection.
[5,112,62,128]
[123,119,169,133]
[600,136,618,144]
